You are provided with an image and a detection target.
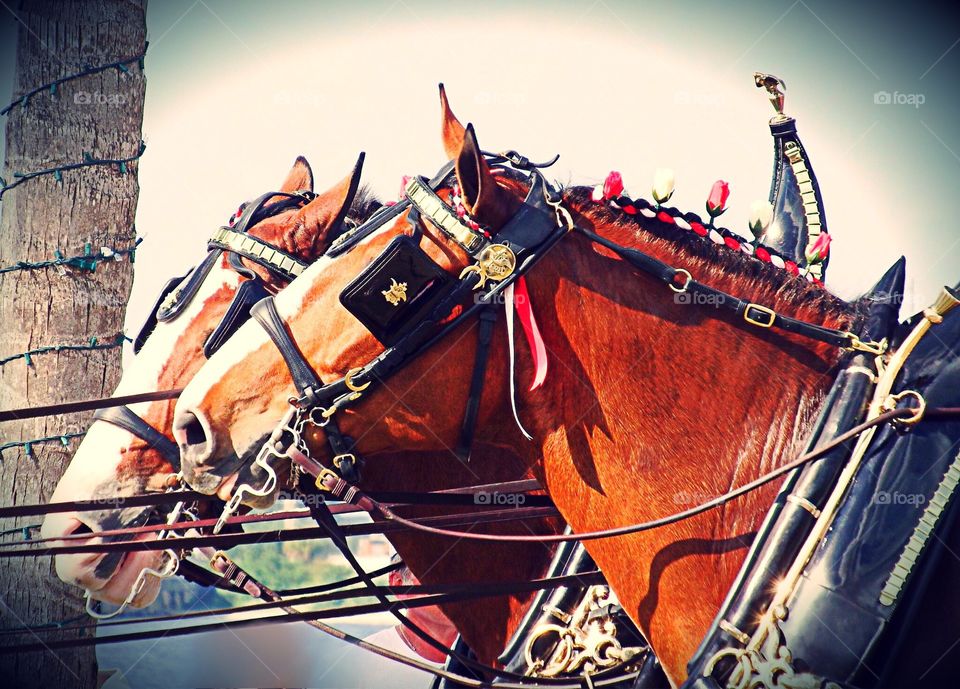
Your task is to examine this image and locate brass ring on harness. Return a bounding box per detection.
[882,389,927,428]
[669,268,692,293]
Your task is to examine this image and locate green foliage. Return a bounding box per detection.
[229,539,354,592]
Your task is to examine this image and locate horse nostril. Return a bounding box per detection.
[173,411,211,459]
[184,414,206,446]
[39,513,91,544]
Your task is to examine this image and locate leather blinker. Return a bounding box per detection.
[133,271,191,355]
[203,277,272,358]
[339,234,454,346]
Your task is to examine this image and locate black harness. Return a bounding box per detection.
[211,152,895,688]
[240,152,885,493]
[95,190,318,473]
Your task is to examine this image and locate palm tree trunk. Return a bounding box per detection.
[0,2,147,687]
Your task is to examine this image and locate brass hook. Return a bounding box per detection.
[344,367,371,393]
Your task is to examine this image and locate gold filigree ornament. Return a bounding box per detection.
[460,243,517,290]
[703,605,840,689]
[523,586,645,678]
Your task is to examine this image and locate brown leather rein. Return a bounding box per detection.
[7,408,960,555]
[0,388,183,423]
[300,405,960,543]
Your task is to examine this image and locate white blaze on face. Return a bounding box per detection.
[43,261,241,521]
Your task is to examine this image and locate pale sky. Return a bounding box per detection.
[1,3,958,686]
[3,1,959,341]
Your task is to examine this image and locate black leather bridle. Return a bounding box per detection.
[94,190,320,472]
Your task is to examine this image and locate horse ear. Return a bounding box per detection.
[455,124,513,228]
[279,156,314,193]
[440,83,466,160]
[293,152,365,256]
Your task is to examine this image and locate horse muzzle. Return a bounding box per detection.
[39,512,165,607]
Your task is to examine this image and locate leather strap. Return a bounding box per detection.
[17,567,600,639]
[327,161,457,257]
[577,226,858,349]
[249,296,323,402]
[92,405,180,468]
[303,476,575,683]
[208,227,306,280]
[0,478,550,522]
[132,272,189,354]
[155,250,221,322]
[405,176,487,254]
[0,490,212,519]
[297,407,947,545]
[203,277,271,358]
[496,172,561,253]
[0,388,182,423]
[455,306,498,461]
[322,417,362,482]
[177,558,248,594]
[2,505,561,557]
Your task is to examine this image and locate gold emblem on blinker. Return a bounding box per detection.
[382,278,408,306]
[460,243,516,289]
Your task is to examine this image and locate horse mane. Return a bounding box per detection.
[562,185,868,333]
[348,184,383,221]
[328,184,383,245]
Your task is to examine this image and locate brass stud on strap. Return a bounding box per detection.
[405,177,486,253]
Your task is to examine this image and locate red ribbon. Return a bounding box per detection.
[513,276,548,390]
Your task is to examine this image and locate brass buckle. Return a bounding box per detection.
[844,333,887,356]
[462,233,486,253]
[315,466,340,492]
[333,453,356,471]
[744,303,776,328]
[209,550,232,572]
[344,367,370,393]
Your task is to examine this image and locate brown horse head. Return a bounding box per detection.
[176,100,566,662]
[175,110,871,683]
[174,121,530,481]
[40,154,376,609]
